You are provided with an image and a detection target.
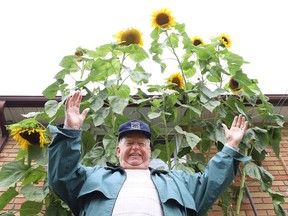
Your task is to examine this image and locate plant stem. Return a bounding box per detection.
[236,148,248,215]
[164,31,187,90]
[161,95,171,169]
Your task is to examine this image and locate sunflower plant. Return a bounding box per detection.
[0,118,73,215]
[1,7,287,216]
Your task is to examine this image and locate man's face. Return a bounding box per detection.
[116,132,151,169]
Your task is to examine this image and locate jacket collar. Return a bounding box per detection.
[105,162,168,175]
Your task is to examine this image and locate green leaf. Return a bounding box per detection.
[42,82,60,99]
[45,202,72,216]
[28,145,48,166]
[108,96,129,115]
[245,162,273,191]
[82,146,107,167]
[20,184,48,201]
[203,100,221,112]
[251,127,269,153]
[22,166,46,185]
[119,45,149,62]
[154,142,175,163]
[0,161,29,190]
[148,111,161,119]
[81,130,96,157]
[268,126,282,157]
[116,84,131,98]
[196,47,212,60]
[129,70,151,84]
[102,135,118,163]
[59,55,80,72]
[92,107,110,127]
[20,201,42,216]
[44,100,64,118]
[175,126,201,149]
[0,187,18,210]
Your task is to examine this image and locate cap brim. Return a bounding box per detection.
[118,130,151,141]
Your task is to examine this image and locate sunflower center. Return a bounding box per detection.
[222,37,228,43]
[122,30,140,45]
[20,131,40,144]
[156,13,170,26]
[193,40,201,46]
[172,78,181,87]
[229,78,240,90]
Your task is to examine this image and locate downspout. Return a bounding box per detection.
[0,100,9,151]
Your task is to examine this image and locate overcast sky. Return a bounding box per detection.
[1,0,287,95]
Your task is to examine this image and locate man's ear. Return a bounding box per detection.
[116,146,120,155]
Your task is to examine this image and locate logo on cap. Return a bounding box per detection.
[131,121,141,130]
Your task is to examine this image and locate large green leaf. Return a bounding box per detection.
[0,187,18,210]
[59,55,80,72]
[92,107,110,127]
[28,145,48,166]
[245,162,273,191]
[19,201,42,216]
[267,126,282,157]
[20,184,48,201]
[0,161,29,190]
[22,166,46,185]
[45,202,72,216]
[175,126,201,150]
[108,96,129,115]
[118,45,149,62]
[81,130,96,157]
[44,100,64,118]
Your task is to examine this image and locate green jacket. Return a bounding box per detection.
[48,126,250,216]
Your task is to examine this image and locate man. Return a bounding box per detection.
[48,91,250,216]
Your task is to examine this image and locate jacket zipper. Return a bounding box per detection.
[150,174,165,216]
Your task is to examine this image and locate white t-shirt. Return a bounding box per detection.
[112,169,163,216]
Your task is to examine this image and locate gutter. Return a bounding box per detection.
[0,94,287,151]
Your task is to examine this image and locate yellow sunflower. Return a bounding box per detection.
[115,28,144,47]
[229,76,243,95]
[7,119,50,151]
[168,72,185,90]
[151,8,175,29]
[219,33,232,48]
[192,36,205,46]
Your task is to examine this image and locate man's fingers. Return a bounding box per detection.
[81,108,90,119]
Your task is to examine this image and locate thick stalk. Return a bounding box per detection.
[236,148,248,215]
[161,95,171,169]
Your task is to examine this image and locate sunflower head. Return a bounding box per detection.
[229,76,242,95]
[115,28,144,47]
[192,36,205,46]
[151,8,175,29]
[168,72,185,90]
[219,33,232,48]
[74,49,84,62]
[7,119,50,151]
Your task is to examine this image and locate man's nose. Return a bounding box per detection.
[131,143,140,149]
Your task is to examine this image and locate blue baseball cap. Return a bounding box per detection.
[118,120,151,141]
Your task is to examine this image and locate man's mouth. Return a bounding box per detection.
[130,153,141,156]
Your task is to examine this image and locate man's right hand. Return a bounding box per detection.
[64,91,90,129]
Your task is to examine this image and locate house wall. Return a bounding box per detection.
[0,127,287,215]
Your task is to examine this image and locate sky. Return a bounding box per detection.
[1,0,288,95]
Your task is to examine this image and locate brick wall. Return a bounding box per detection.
[1,127,288,215]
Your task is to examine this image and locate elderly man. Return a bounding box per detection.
[48,91,250,216]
